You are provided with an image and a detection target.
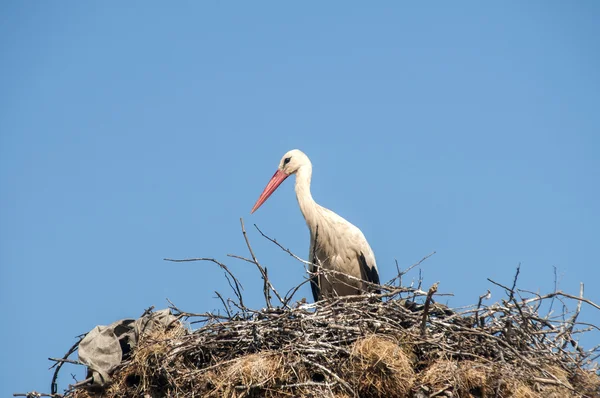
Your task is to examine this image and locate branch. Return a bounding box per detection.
[239,218,272,308]
[516,290,600,312]
[49,335,85,394]
[475,289,491,327]
[387,251,436,286]
[48,358,81,366]
[254,224,312,270]
[560,283,585,350]
[508,262,521,303]
[420,282,439,337]
[164,257,245,309]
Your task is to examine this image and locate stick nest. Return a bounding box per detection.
[54,287,600,398]
[20,222,600,398]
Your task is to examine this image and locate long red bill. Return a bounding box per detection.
[251,169,289,213]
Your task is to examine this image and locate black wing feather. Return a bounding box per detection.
[358,252,381,295]
[309,261,321,302]
[309,225,322,302]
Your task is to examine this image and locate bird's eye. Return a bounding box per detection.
[284,157,291,165]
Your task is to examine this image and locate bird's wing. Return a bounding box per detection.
[358,252,381,295]
[309,272,321,302]
[308,226,321,302]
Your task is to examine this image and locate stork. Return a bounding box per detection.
[251,149,380,302]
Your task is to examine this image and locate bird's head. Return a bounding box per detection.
[251,149,311,214]
[278,149,311,176]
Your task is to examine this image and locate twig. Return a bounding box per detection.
[487,278,513,294]
[394,259,401,286]
[301,358,353,394]
[515,291,600,311]
[48,358,81,366]
[225,254,287,308]
[387,251,436,286]
[277,381,335,389]
[420,282,439,337]
[560,283,584,350]
[254,224,312,270]
[430,385,452,397]
[475,290,491,328]
[239,218,272,308]
[140,305,155,318]
[549,265,558,314]
[508,263,521,303]
[49,335,85,394]
[68,377,93,390]
[283,277,314,306]
[214,291,232,318]
[164,257,245,309]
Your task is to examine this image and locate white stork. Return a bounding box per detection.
[251,149,380,302]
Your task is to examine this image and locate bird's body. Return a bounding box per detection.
[251,149,380,302]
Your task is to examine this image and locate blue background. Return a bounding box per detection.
[1,2,599,395]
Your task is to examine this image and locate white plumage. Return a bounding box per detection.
[251,149,380,302]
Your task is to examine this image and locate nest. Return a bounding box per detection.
[38,287,600,398]
[16,223,600,398]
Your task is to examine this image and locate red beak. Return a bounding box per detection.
[251,170,289,214]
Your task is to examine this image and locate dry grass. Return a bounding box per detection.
[571,368,600,397]
[213,352,290,397]
[348,335,414,397]
[419,359,494,397]
[419,359,460,391]
[513,384,540,398]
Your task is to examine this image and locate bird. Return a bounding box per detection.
[251,149,380,302]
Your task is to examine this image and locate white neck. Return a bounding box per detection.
[294,164,319,230]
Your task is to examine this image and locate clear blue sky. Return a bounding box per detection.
[1,2,599,395]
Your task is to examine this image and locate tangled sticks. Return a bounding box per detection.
[16,221,600,398]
